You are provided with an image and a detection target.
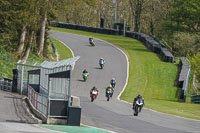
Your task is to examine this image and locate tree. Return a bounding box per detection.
[190,53,200,82]
[22,31,34,61]
[129,0,146,32]
[169,0,200,32]
[38,0,48,57]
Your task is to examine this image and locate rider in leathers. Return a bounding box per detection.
[110,78,116,88]
[99,58,105,66]
[133,94,144,111]
[106,85,114,98]
[90,86,98,96]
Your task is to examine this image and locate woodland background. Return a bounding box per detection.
[0,0,199,89]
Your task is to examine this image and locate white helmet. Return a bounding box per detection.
[112,78,115,80]
[100,58,103,60]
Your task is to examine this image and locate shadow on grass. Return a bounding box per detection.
[150,98,179,102]
[132,48,150,53]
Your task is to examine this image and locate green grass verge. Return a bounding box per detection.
[50,26,200,120]
[0,49,17,78]
[0,37,72,79]
[49,37,73,60]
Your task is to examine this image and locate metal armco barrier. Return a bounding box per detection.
[191,95,200,104]
[0,78,12,92]
[178,57,191,102]
[51,22,195,102]
[51,22,175,63]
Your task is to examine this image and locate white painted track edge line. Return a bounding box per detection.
[58,40,75,58]
[53,31,200,123]
[93,38,129,101]
[52,35,119,132]
[94,38,200,122]
[57,40,77,70]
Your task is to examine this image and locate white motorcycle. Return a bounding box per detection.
[133,99,143,116]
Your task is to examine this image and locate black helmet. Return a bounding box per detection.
[138,94,142,98]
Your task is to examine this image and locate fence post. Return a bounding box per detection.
[6,80,8,91]
[0,80,1,90]
[21,65,24,94]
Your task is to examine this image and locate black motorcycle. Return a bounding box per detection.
[89,38,95,46]
[110,82,116,88]
[133,99,143,116]
[106,88,113,101]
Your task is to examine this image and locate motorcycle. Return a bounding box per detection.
[110,82,116,88]
[106,88,113,101]
[91,90,98,102]
[133,99,143,116]
[82,73,88,82]
[89,38,95,46]
[99,61,104,69]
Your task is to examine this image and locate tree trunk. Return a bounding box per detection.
[17,23,27,56]
[150,1,154,35]
[134,0,142,32]
[130,0,144,32]
[22,31,34,62]
[38,9,47,57]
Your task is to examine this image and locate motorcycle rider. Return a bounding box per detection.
[133,94,144,111]
[89,37,94,46]
[89,37,93,42]
[90,86,98,96]
[110,78,116,88]
[99,58,105,66]
[83,69,88,74]
[106,85,114,98]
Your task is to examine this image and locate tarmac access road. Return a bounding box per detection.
[50,30,200,133]
[0,90,63,133]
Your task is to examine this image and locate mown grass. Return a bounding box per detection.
[50,26,200,120]
[49,37,73,60]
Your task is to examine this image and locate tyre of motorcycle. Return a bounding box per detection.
[100,64,104,69]
[107,96,110,101]
[91,95,95,102]
[139,106,142,112]
[134,106,138,116]
[111,83,115,88]
[90,41,95,46]
[83,76,87,82]
[106,93,110,101]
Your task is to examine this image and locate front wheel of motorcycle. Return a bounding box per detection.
[107,96,109,101]
[91,97,94,102]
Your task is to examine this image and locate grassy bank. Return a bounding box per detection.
[0,49,17,78]
[50,27,200,120]
[50,37,73,60]
[0,37,72,79]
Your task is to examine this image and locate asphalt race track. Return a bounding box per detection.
[50,30,200,133]
[0,90,62,133]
